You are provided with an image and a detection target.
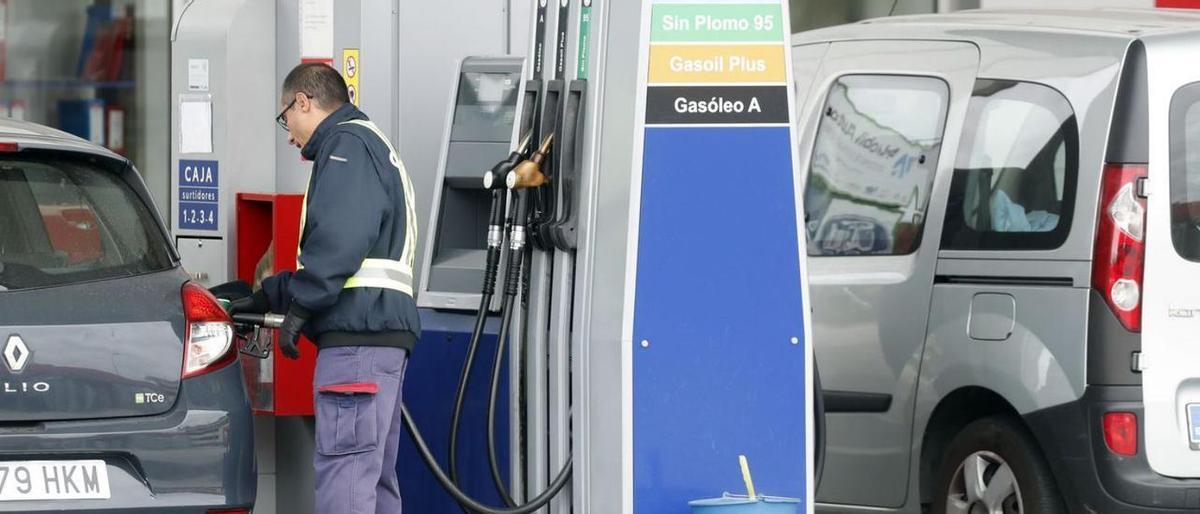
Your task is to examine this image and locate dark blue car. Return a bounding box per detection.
[0,120,255,513]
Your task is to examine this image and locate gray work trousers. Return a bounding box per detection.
[313,346,408,514]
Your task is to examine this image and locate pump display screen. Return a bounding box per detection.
[450,71,520,142]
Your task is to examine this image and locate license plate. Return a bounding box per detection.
[0,460,110,501]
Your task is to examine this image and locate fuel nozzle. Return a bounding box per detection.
[483,132,533,190]
[481,132,532,252]
[507,134,553,190]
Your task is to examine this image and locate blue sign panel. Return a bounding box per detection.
[631,1,809,510]
[633,126,808,512]
[178,159,218,231]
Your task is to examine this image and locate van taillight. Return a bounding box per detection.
[1092,163,1148,333]
[181,282,235,379]
[1103,411,1138,456]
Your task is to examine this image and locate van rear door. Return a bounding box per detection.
[1140,36,1200,478]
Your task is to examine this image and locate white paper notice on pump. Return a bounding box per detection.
[300,0,334,61]
[180,97,212,154]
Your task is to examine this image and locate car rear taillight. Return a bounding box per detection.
[0,142,20,153]
[1092,163,1148,333]
[181,282,235,379]
[1103,411,1138,456]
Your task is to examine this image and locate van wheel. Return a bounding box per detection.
[932,416,1065,514]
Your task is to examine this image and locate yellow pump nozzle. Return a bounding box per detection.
[508,134,553,190]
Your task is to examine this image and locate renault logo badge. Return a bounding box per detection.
[3,335,30,373]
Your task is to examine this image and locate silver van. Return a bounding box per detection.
[795,9,1200,513]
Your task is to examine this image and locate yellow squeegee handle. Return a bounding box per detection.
[739,454,757,500]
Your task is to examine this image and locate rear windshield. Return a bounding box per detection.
[0,151,173,290]
[1170,83,1200,261]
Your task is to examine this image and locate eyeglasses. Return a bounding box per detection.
[275,93,311,131]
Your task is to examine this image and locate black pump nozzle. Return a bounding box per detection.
[482,133,534,245]
[483,132,534,191]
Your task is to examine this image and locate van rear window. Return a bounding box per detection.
[1169,83,1200,261]
[0,152,173,291]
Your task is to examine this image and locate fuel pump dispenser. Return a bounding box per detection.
[434,1,825,509]
[419,0,820,512]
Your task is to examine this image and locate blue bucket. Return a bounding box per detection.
[689,493,800,514]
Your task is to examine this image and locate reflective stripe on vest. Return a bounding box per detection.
[343,258,414,296]
[295,119,419,297]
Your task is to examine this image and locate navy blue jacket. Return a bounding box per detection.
[262,103,421,349]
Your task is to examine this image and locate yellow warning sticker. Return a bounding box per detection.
[343,48,360,106]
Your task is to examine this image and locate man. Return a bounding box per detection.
[231,63,420,514]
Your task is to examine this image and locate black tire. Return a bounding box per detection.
[931,416,1066,514]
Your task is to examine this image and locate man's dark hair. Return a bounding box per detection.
[282,63,350,110]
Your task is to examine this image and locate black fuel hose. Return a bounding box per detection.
[486,197,527,506]
[449,187,508,496]
[402,404,572,514]
[431,191,573,513]
[449,293,491,493]
[478,192,572,513]
[448,140,542,511]
[487,290,520,507]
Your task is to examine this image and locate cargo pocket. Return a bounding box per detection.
[315,382,379,456]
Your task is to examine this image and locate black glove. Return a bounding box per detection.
[277,305,308,360]
[209,280,252,301]
[229,289,271,315]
